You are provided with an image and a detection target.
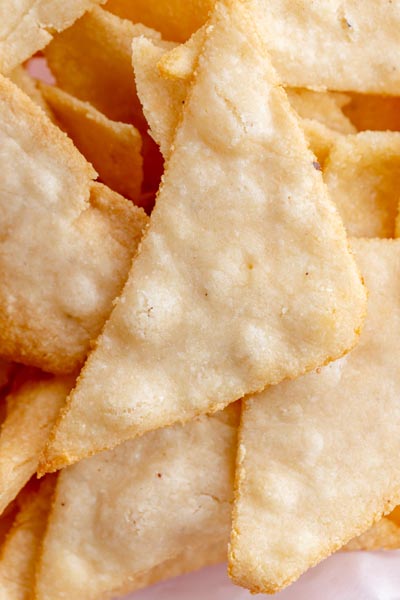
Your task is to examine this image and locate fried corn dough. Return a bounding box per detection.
[345,507,400,551]
[132,36,186,159]
[41,84,143,200]
[45,7,164,192]
[35,405,238,600]
[0,76,148,373]
[42,0,365,472]
[157,31,355,135]
[0,477,55,600]
[230,239,400,593]
[0,0,106,74]
[0,375,72,516]
[105,0,213,42]
[153,0,400,93]
[325,132,400,238]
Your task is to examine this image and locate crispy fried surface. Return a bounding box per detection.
[230,239,400,593]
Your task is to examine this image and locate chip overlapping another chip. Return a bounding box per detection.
[230,239,400,593]
[1,0,400,597]
[41,0,365,474]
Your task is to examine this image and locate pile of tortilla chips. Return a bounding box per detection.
[2,0,400,597]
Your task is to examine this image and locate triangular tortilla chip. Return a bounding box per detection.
[42,0,365,472]
[35,404,238,600]
[105,0,213,42]
[324,132,400,238]
[230,238,400,593]
[0,75,148,373]
[0,1,106,74]
[0,373,72,516]
[45,6,164,193]
[0,477,55,600]
[41,84,143,201]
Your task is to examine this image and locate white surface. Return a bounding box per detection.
[119,552,400,600]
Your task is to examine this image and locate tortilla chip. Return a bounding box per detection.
[132,36,186,159]
[105,0,213,42]
[324,132,400,238]
[0,477,55,600]
[8,67,50,115]
[154,1,400,93]
[230,238,400,593]
[344,507,400,552]
[0,1,106,74]
[0,75,148,373]
[35,404,238,600]
[157,26,206,80]
[113,542,226,597]
[41,84,143,201]
[286,90,355,135]
[343,93,400,132]
[42,0,365,473]
[157,30,355,134]
[45,6,164,192]
[0,374,72,516]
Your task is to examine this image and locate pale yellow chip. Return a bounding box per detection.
[105,0,213,42]
[155,0,400,93]
[0,75,148,374]
[0,374,72,516]
[154,30,352,168]
[230,238,400,593]
[157,30,355,135]
[41,84,143,201]
[42,0,364,473]
[343,93,400,132]
[324,132,400,238]
[35,404,238,600]
[0,0,106,74]
[132,36,186,159]
[8,67,51,115]
[0,477,55,600]
[345,507,400,552]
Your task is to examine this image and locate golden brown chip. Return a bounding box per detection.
[0,374,72,516]
[105,0,213,42]
[0,477,55,600]
[0,0,106,74]
[324,132,400,237]
[35,404,238,600]
[42,0,364,474]
[230,238,400,593]
[0,75,148,373]
[45,6,164,193]
[41,84,143,200]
